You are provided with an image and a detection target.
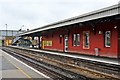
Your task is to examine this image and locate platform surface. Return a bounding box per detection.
[26,47,120,65]
[0,49,49,80]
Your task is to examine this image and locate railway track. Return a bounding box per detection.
[2,47,89,80]
[2,46,120,80]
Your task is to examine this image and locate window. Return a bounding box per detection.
[105,31,111,47]
[44,41,47,46]
[2,31,6,36]
[44,41,52,46]
[48,41,52,46]
[83,31,90,49]
[73,34,80,46]
[7,31,12,36]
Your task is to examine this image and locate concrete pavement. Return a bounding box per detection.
[0,49,50,80]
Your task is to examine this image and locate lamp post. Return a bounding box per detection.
[5,24,7,37]
[21,25,24,31]
[5,24,8,46]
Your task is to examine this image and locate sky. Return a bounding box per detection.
[0,0,119,31]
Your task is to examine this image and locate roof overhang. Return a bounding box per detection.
[18,4,120,36]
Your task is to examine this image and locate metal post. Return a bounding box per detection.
[5,24,7,46]
[5,24,7,37]
[21,25,24,31]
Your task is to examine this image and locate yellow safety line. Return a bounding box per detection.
[5,57,33,80]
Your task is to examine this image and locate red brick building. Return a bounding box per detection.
[19,4,120,58]
[41,18,119,58]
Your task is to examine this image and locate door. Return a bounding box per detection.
[64,36,68,52]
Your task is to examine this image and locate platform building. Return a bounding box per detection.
[17,4,120,59]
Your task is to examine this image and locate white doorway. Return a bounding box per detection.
[64,36,68,52]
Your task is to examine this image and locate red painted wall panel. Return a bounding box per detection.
[42,21,118,58]
[118,24,120,58]
[42,29,66,51]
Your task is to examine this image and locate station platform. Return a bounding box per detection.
[0,49,50,80]
[12,46,120,66]
[4,45,120,66]
[12,47,118,66]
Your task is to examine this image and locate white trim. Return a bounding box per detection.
[73,34,80,46]
[105,31,111,48]
[64,36,68,52]
[8,46,120,65]
[18,4,119,36]
[73,34,76,46]
[83,31,90,49]
[77,34,80,46]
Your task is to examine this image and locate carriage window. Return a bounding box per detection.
[73,34,80,46]
[105,31,111,47]
[83,31,90,49]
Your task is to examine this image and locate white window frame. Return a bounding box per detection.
[76,34,80,46]
[83,31,90,49]
[105,31,111,47]
[73,34,76,46]
[73,34,80,46]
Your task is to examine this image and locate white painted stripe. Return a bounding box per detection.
[29,48,120,65]
[25,47,119,65]
[8,46,120,65]
[3,50,50,79]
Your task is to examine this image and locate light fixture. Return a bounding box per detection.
[114,26,117,29]
[98,31,103,34]
[60,35,62,37]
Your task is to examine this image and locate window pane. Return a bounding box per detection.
[83,31,89,49]
[77,34,80,46]
[105,31,111,47]
[73,34,76,46]
[73,34,80,46]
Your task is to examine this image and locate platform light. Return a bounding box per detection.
[98,31,103,34]
[114,26,117,29]
[79,23,83,26]
[60,35,63,37]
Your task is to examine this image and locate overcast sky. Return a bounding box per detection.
[0,0,119,30]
